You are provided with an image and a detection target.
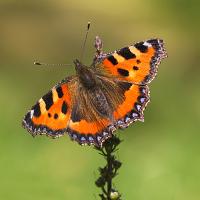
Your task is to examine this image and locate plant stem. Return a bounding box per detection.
[107,151,112,199]
[95,135,122,200]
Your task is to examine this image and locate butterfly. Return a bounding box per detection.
[22,36,167,147]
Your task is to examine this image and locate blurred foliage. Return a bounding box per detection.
[0,0,200,199]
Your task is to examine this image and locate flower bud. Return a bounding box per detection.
[110,191,120,199]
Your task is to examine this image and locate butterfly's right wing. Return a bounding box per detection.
[95,38,167,85]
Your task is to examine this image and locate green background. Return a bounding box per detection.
[0,0,200,199]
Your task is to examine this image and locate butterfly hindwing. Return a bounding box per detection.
[100,39,167,84]
[96,78,150,129]
[113,82,150,128]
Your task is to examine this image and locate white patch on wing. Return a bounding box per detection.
[30,110,34,119]
[143,41,152,47]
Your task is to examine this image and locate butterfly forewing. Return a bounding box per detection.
[100,39,167,84]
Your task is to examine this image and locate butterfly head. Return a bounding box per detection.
[74,59,97,89]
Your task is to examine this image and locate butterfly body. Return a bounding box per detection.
[22,37,167,147]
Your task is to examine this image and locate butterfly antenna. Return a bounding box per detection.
[80,21,91,62]
[34,61,71,67]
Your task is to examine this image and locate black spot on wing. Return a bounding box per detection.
[134,42,148,53]
[107,55,118,65]
[117,68,129,76]
[118,82,132,91]
[136,59,141,64]
[56,86,63,98]
[117,47,136,59]
[32,103,41,117]
[42,92,53,110]
[133,66,139,70]
[54,113,58,119]
[61,101,68,114]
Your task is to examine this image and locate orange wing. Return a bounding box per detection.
[67,118,114,146]
[22,77,74,138]
[100,39,167,84]
[113,83,150,128]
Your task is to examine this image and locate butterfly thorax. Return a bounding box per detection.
[74,59,97,89]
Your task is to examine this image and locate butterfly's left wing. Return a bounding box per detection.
[22,76,76,138]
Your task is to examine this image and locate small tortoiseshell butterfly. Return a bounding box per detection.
[22,36,167,147]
